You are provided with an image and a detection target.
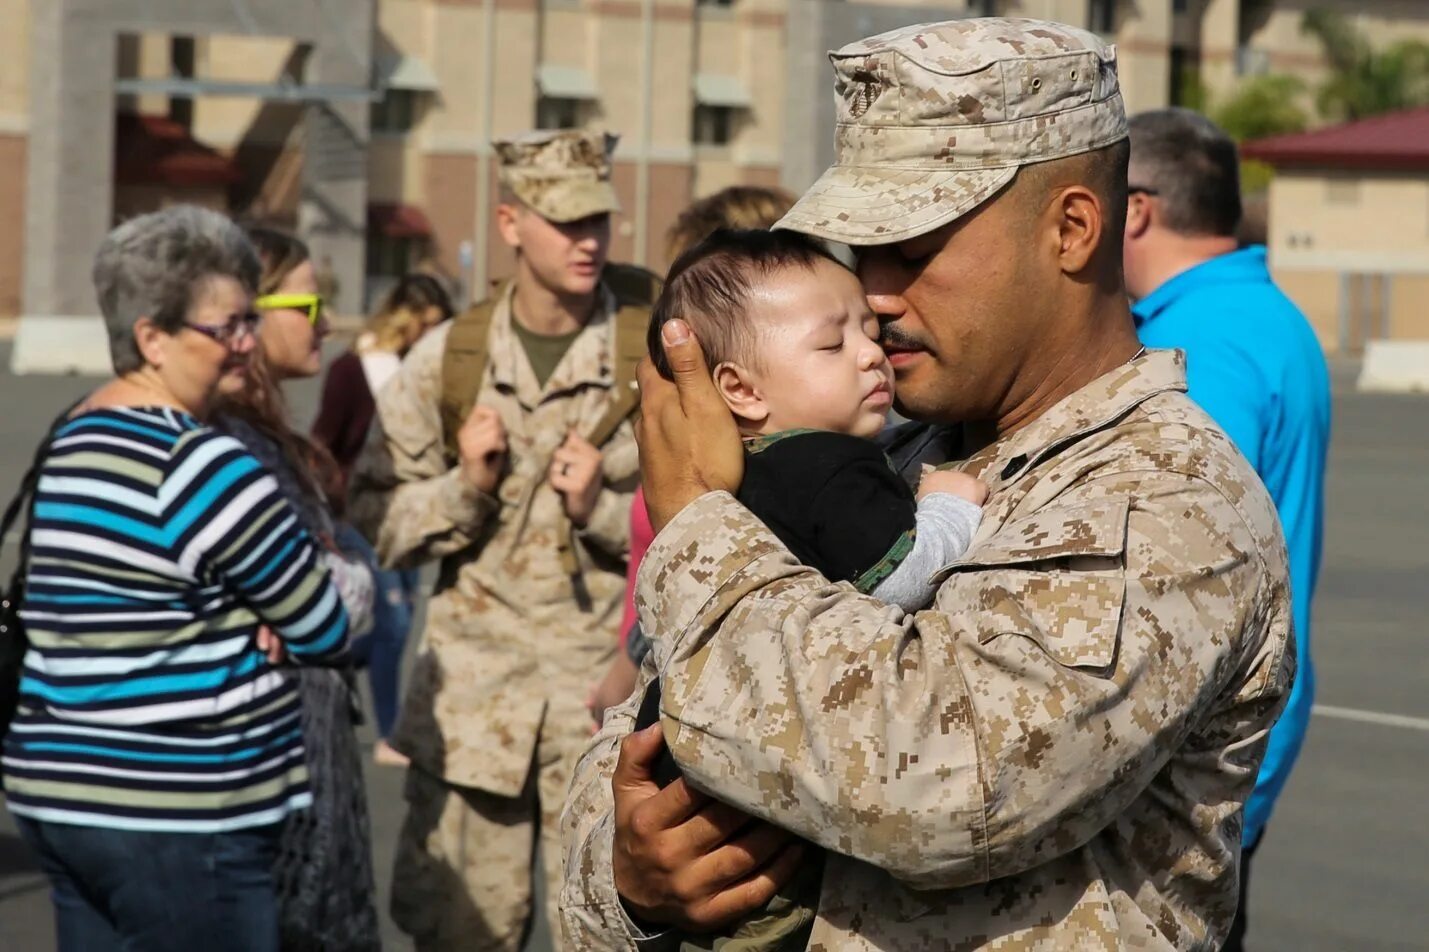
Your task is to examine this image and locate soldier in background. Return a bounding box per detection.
[562,19,1295,951]
[348,129,649,951]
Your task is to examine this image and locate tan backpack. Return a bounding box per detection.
[436,264,660,601]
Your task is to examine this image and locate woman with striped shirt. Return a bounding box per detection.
[2,206,350,952]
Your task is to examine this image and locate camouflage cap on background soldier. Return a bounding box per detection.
[778,17,1127,245]
[495,129,622,222]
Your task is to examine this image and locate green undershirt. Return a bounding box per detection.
[511,318,582,389]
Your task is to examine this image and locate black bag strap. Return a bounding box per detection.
[3,402,85,587]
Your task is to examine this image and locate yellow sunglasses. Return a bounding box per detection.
[255,292,325,325]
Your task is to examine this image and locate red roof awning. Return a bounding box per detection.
[114,113,243,189]
[1242,106,1429,171]
[368,203,433,239]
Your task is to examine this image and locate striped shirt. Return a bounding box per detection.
[2,406,350,833]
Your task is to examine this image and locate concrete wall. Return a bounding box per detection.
[1268,170,1429,269]
[0,0,30,318]
[12,0,373,374]
[1268,167,1429,353]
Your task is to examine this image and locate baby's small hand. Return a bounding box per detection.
[918,467,989,506]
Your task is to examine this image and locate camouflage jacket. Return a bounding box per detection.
[560,350,1295,950]
[348,284,635,795]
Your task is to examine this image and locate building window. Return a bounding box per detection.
[693,105,734,146]
[1172,0,1189,12]
[367,233,416,279]
[1088,0,1116,35]
[1236,47,1270,76]
[371,89,417,134]
[536,96,582,131]
[969,0,999,15]
[1326,179,1360,205]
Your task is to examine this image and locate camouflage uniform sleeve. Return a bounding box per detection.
[559,658,674,951]
[347,329,501,569]
[638,479,1291,889]
[576,422,639,558]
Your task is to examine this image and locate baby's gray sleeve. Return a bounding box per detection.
[870,494,983,612]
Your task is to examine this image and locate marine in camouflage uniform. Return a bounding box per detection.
[560,19,1295,951]
[348,130,639,951]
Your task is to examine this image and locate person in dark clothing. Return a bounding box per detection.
[314,273,455,487]
[630,229,987,951]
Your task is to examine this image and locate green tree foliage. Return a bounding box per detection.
[1301,8,1429,121]
[1213,74,1310,142]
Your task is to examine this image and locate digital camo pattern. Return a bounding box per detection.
[391,709,589,952]
[778,17,1128,245]
[349,282,638,949]
[559,349,1295,951]
[348,282,637,797]
[495,128,622,223]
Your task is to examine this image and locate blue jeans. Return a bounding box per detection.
[334,523,417,740]
[16,817,281,952]
[364,565,419,738]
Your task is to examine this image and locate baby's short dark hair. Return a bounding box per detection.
[648,229,847,379]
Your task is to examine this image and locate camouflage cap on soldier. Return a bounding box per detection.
[778,18,1127,246]
[495,129,621,223]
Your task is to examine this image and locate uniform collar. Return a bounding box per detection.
[1132,245,1270,325]
[488,282,619,405]
[967,348,1188,490]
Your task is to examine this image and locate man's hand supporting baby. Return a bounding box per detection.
[636,319,745,532]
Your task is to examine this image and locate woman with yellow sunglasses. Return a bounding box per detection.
[251,253,329,378]
[216,226,381,952]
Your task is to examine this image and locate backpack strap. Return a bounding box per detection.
[439,290,504,465]
[584,264,661,447]
[584,300,652,447]
[438,266,659,607]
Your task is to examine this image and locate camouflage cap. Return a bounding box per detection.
[494,129,621,223]
[778,18,1127,246]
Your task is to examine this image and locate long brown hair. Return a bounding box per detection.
[221,225,344,512]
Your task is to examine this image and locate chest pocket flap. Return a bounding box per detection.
[934,499,1130,672]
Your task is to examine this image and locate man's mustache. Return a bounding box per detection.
[878,323,927,351]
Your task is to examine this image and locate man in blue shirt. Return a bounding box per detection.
[1124,108,1331,951]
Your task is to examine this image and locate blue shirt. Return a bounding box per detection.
[1133,246,1330,846]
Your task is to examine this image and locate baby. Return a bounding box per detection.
[633,228,987,950]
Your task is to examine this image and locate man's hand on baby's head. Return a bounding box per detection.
[917,468,989,506]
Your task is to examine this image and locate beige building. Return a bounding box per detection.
[2,0,1428,334]
[1242,109,1429,354]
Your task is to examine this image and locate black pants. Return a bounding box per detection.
[1222,837,1261,952]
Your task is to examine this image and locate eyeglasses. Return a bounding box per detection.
[255,292,325,325]
[184,311,261,347]
[1128,185,1160,197]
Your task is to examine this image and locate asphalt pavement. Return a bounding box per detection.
[0,343,1426,950]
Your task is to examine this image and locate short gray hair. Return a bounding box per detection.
[1127,108,1242,238]
[93,205,261,375]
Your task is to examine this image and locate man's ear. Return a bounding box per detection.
[496,203,522,251]
[713,361,768,427]
[1053,184,1104,275]
[133,316,168,369]
[1125,191,1153,242]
